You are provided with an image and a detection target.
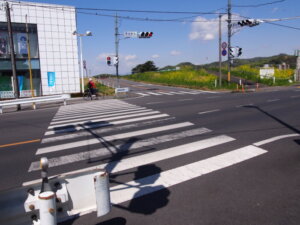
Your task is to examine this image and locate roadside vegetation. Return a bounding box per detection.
[209,65,295,86]
[71,77,115,97]
[127,64,236,90]
[125,56,297,90]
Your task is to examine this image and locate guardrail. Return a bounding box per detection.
[0,158,111,225]
[0,94,71,114]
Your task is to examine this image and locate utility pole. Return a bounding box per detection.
[115,13,120,88]
[227,0,232,82]
[25,15,34,97]
[5,2,20,105]
[219,14,222,87]
[296,50,300,81]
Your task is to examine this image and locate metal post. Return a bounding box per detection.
[5,2,20,107]
[115,13,120,88]
[296,53,300,81]
[26,15,34,97]
[94,171,111,217]
[79,36,84,93]
[218,14,222,87]
[38,191,57,225]
[227,0,232,82]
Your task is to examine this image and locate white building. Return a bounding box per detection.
[0,0,80,98]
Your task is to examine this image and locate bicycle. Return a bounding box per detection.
[83,88,99,100]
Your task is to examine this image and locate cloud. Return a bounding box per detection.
[124,54,137,61]
[189,15,241,41]
[272,7,279,13]
[152,54,160,59]
[170,50,181,56]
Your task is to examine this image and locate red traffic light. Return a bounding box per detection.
[106,56,111,66]
[138,31,153,38]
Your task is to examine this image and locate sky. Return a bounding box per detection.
[12,0,300,75]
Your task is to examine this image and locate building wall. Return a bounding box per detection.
[0,0,80,95]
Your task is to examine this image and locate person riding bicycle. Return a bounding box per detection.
[87,78,96,95]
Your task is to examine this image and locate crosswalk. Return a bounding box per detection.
[27,99,268,205]
[135,90,217,97]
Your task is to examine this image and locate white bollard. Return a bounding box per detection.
[94,172,111,217]
[38,191,57,225]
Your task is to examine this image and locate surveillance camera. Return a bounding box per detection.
[86,31,92,36]
[72,31,77,35]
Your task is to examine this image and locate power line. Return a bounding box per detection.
[237,14,300,31]
[76,7,227,15]
[6,0,226,15]
[77,11,223,23]
[232,0,287,8]
[264,20,300,31]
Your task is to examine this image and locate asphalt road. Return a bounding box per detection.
[0,80,300,225]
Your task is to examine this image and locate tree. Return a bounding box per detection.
[132,61,158,74]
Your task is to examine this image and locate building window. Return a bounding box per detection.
[0,22,41,98]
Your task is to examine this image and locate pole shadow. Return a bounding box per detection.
[113,164,170,215]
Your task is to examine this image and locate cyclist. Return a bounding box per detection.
[88,78,96,95]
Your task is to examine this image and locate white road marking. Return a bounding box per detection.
[110,145,266,204]
[146,101,165,105]
[177,91,196,94]
[44,114,169,136]
[42,117,175,144]
[136,92,150,96]
[267,99,280,102]
[29,127,212,171]
[147,92,163,96]
[291,95,300,98]
[54,103,141,117]
[236,104,254,108]
[207,96,221,99]
[157,92,174,95]
[198,109,220,115]
[37,122,194,155]
[52,106,146,122]
[253,134,300,146]
[178,99,193,102]
[50,109,152,125]
[48,111,161,130]
[168,91,186,95]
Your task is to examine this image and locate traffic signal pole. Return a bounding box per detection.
[219,14,222,87]
[115,13,120,88]
[227,0,232,82]
[5,2,20,109]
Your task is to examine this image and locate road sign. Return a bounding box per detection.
[115,87,130,93]
[222,49,227,56]
[221,42,227,49]
[124,31,138,38]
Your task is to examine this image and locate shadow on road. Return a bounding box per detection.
[112,164,170,215]
[244,105,300,134]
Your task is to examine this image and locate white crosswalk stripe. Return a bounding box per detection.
[135,90,216,97]
[26,99,268,205]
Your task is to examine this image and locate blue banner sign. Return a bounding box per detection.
[17,75,24,91]
[47,72,56,87]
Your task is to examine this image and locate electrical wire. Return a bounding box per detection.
[77,11,220,23]
[237,14,300,31]
[76,7,227,15]
[232,0,287,8]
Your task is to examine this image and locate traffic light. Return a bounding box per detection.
[238,48,242,57]
[106,56,111,66]
[237,19,260,27]
[229,47,235,58]
[113,56,119,65]
[138,32,153,38]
